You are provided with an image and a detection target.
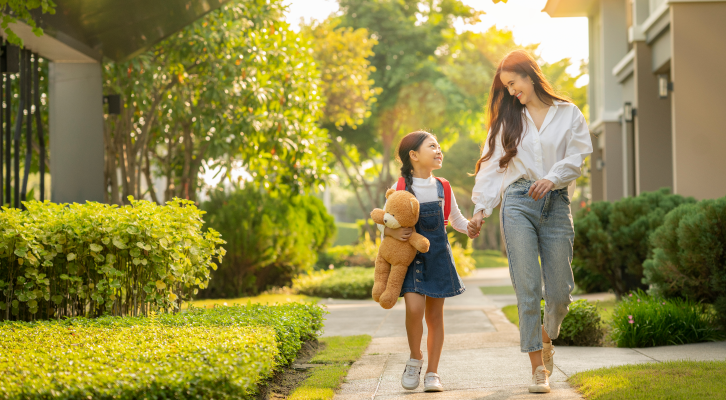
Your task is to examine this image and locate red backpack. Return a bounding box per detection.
[396,177,451,226]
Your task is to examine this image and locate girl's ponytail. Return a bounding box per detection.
[396,131,433,197]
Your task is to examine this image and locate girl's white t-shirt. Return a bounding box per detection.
[376,176,469,236]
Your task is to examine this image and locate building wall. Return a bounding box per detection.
[670,2,726,200]
[598,121,626,201]
[633,41,673,194]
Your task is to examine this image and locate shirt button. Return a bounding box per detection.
[416,261,421,264]
[416,279,421,282]
[416,270,420,273]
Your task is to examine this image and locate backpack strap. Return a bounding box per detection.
[434,177,451,226]
[396,177,406,191]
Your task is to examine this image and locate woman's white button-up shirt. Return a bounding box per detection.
[472,101,593,218]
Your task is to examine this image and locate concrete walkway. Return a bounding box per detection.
[323,267,726,400]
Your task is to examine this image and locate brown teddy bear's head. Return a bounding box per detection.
[381,189,420,229]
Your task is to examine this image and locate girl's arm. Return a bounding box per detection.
[447,187,470,235]
[472,130,505,219]
[543,107,593,188]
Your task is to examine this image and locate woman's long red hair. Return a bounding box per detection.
[474,50,571,173]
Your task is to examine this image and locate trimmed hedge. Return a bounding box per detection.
[293,267,374,299]
[643,197,726,327]
[0,198,225,321]
[573,188,694,297]
[200,187,335,298]
[0,303,325,399]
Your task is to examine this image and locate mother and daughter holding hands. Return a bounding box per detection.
[376,49,593,394]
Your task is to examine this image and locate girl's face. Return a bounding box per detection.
[410,136,443,171]
[500,70,536,105]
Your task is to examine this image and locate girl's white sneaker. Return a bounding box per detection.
[543,342,555,377]
[424,372,444,392]
[401,358,424,390]
[529,365,551,393]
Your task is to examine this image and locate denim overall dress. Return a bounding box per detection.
[399,179,466,298]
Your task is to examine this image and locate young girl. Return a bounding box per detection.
[377,130,473,392]
[468,49,593,393]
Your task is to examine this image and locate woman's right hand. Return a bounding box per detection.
[384,227,413,242]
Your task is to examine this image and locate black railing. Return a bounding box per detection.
[1,43,47,208]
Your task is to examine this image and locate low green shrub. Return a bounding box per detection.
[0,303,325,399]
[541,299,604,346]
[610,290,723,348]
[643,197,726,328]
[293,267,374,299]
[315,241,377,270]
[200,187,335,298]
[573,188,695,298]
[0,198,225,321]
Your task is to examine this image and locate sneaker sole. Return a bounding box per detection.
[401,381,419,390]
[424,387,444,392]
[528,385,551,393]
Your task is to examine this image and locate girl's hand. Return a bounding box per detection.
[384,227,413,242]
[467,211,484,239]
[528,179,555,201]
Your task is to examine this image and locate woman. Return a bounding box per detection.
[468,49,592,393]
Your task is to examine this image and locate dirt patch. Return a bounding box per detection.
[257,339,325,400]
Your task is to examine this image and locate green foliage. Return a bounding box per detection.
[643,197,726,327]
[0,198,225,321]
[610,290,723,348]
[316,243,376,270]
[449,232,475,277]
[104,0,329,205]
[572,258,612,293]
[573,188,695,297]
[0,0,56,46]
[199,187,335,298]
[0,303,325,399]
[541,299,604,346]
[293,267,374,299]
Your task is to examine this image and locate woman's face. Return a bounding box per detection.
[500,70,535,105]
[410,136,443,171]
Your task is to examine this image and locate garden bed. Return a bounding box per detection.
[0,303,324,399]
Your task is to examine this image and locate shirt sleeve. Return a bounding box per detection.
[376,183,398,239]
[543,107,593,188]
[472,130,505,218]
[447,187,469,234]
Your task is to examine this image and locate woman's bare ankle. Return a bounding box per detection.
[410,351,423,360]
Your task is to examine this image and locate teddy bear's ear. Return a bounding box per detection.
[385,189,396,199]
[410,198,419,217]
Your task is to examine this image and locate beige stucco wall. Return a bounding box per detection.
[671,3,726,200]
[590,132,605,202]
[633,41,673,194]
[597,121,626,201]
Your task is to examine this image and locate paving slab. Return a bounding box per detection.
[633,341,726,362]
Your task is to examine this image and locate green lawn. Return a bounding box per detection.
[183,293,318,309]
[502,304,519,328]
[472,249,508,269]
[569,360,726,399]
[288,335,372,400]
[480,286,516,295]
[333,222,359,246]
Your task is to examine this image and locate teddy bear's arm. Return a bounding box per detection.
[409,231,430,254]
[370,208,386,225]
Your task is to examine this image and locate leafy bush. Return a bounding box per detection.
[0,303,325,399]
[200,187,336,298]
[573,188,695,298]
[294,266,374,299]
[316,239,377,270]
[610,290,723,348]
[541,299,604,346]
[572,258,612,294]
[0,198,225,322]
[643,197,726,327]
[449,232,475,277]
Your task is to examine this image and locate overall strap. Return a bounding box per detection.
[434,177,451,226]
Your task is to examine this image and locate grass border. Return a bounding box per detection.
[287,335,372,400]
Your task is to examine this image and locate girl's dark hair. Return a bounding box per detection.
[396,130,433,196]
[475,49,571,173]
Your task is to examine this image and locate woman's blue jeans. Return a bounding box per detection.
[501,179,575,353]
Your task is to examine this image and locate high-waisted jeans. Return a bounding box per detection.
[501,178,575,353]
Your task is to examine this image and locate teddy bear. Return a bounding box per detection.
[369,188,430,309]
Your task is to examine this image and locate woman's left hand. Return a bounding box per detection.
[528,179,555,201]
